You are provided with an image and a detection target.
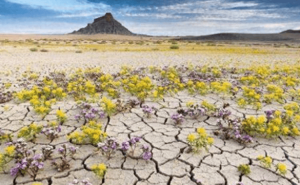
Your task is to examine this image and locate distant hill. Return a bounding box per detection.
[280,29,300,34]
[71,13,133,35]
[180,32,300,42]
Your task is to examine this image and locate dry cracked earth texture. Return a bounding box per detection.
[1,95,300,185]
[0,51,300,185]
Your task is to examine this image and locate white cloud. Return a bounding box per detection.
[5,0,110,12]
[124,20,300,36]
[122,0,287,22]
[0,20,83,34]
[124,13,182,19]
[57,12,105,18]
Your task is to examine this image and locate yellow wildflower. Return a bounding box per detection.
[187,134,196,142]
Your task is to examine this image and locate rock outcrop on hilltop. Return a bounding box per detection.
[71,13,133,35]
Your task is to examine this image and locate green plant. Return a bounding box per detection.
[30,48,38,52]
[17,123,43,141]
[0,146,15,172]
[257,155,272,168]
[68,121,107,145]
[40,49,48,52]
[238,164,251,175]
[91,163,107,178]
[276,163,287,175]
[187,128,214,153]
[170,45,179,49]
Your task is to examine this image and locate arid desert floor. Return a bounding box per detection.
[0,36,300,185]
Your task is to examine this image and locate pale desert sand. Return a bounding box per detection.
[0,43,300,185]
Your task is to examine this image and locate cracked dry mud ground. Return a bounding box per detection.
[1,94,300,185]
[1,51,300,185]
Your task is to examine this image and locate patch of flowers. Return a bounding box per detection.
[69,178,93,185]
[100,96,116,116]
[142,105,155,118]
[187,128,214,153]
[238,164,251,175]
[91,163,106,179]
[57,109,67,123]
[52,144,78,172]
[0,129,12,144]
[40,121,61,141]
[121,137,152,160]
[18,123,43,141]
[75,103,105,121]
[256,155,287,175]
[69,121,107,145]
[242,110,300,137]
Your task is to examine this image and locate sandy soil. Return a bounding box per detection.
[0,41,300,185]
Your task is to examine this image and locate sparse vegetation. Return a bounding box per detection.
[170,45,179,49]
[30,48,38,52]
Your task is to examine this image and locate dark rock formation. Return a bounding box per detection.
[280,29,300,34]
[71,13,133,35]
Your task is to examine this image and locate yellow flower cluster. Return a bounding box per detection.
[120,66,132,75]
[0,146,16,171]
[257,155,272,168]
[56,109,67,123]
[122,75,154,101]
[187,81,209,95]
[69,121,107,145]
[240,75,260,86]
[277,163,287,175]
[201,101,216,112]
[211,67,221,77]
[289,89,300,100]
[18,123,43,141]
[15,82,65,115]
[0,131,12,144]
[4,83,12,89]
[5,146,16,157]
[283,76,299,87]
[257,156,288,175]
[238,164,251,175]
[187,127,214,153]
[242,112,300,137]
[211,81,232,95]
[101,96,116,116]
[264,85,284,104]
[152,86,165,99]
[31,183,43,185]
[98,74,121,98]
[160,67,185,94]
[238,86,261,109]
[85,81,96,95]
[91,163,107,178]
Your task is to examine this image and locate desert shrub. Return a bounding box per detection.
[30,48,38,52]
[75,50,82,53]
[40,49,48,52]
[170,45,179,49]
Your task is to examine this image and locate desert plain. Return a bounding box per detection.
[0,34,300,185]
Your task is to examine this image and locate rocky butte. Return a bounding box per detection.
[71,13,133,35]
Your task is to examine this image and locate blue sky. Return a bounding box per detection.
[0,0,300,35]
